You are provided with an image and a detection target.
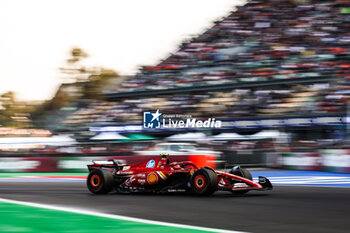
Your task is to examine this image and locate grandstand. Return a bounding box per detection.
[61,0,350,142]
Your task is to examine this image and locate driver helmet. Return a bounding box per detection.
[160,153,169,158]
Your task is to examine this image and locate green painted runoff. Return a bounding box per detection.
[0,202,214,233]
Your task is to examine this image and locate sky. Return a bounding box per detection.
[0,0,245,101]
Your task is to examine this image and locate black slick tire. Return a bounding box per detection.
[231,167,252,195]
[87,169,114,194]
[191,168,217,196]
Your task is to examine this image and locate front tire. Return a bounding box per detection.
[87,169,114,194]
[231,167,252,195]
[191,168,217,196]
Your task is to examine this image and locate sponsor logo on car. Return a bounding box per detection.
[218,178,226,187]
[156,171,167,180]
[233,183,248,188]
[117,170,134,175]
[125,176,136,185]
[137,173,146,178]
[146,160,155,168]
[122,166,130,170]
[147,172,158,184]
[138,179,146,185]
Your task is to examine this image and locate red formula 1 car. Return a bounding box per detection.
[87,154,272,196]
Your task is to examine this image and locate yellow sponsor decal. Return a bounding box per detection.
[158,171,167,179]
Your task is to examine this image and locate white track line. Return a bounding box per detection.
[0,197,247,233]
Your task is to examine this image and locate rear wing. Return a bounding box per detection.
[87,159,127,171]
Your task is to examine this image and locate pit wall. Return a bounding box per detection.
[0,154,216,172]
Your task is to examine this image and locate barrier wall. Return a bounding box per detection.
[2,151,350,173]
[321,150,350,173]
[0,154,216,172]
[0,157,59,172]
[280,152,322,171]
[274,150,350,173]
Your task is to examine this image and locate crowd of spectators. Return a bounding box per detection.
[64,85,332,127]
[5,0,350,158]
[61,0,350,129]
[110,0,350,93]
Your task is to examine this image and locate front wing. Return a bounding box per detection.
[216,171,273,192]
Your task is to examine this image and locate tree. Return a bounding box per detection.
[32,47,119,129]
[59,47,119,100]
[0,91,35,128]
[60,47,96,83]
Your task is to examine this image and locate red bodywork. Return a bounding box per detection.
[88,157,272,193]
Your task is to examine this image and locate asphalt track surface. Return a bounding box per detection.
[0,182,349,233]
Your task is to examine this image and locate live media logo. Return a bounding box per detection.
[143,109,222,129]
[143,110,162,129]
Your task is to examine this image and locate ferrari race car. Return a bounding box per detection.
[87,154,272,196]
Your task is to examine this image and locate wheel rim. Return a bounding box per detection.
[194,175,207,190]
[90,174,101,188]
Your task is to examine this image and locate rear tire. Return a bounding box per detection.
[191,168,217,196]
[87,169,114,194]
[231,167,252,195]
